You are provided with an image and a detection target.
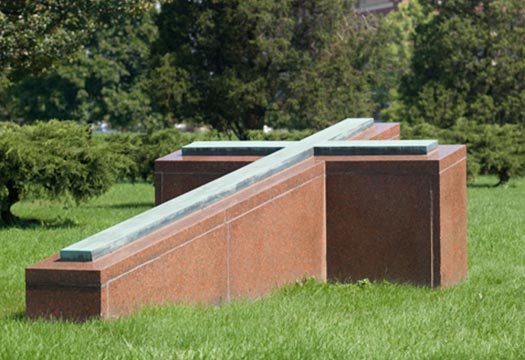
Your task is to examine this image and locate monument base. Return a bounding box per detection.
[25,121,467,321]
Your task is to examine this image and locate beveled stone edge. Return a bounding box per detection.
[314,140,438,156]
[182,141,294,156]
[60,118,374,262]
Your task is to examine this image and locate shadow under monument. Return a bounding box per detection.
[85,201,154,210]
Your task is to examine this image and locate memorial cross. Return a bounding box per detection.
[27,117,467,320]
[60,118,437,262]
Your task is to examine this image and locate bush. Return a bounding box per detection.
[400,119,524,184]
[469,123,524,185]
[100,129,228,182]
[99,128,318,183]
[0,121,118,223]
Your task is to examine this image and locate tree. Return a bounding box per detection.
[1,9,158,130]
[382,1,525,184]
[0,1,155,81]
[0,121,117,223]
[153,0,394,139]
[400,0,525,127]
[378,0,431,120]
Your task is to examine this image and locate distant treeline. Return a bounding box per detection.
[0,0,524,188]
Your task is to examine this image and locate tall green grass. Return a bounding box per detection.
[0,178,523,359]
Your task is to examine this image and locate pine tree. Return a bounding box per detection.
[153,0,394,138]
[401,0,525,127]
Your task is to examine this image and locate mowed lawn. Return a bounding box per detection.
[0,178,524,359]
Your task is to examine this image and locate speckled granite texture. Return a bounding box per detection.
[26,121,467,320]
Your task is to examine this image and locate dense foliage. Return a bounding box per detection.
[153,0,399,138]
[0,121,117,223]
[0,0,155,80]
[383,0,525,184]
[1,1,399,137]
[399,0,525,128]
[401,119,525,184]
[1,8,158,129]
[0,0,524,187]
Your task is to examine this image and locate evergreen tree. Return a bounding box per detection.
[401,0,525,127]
[153,0,394,138]
[383,0,525,184]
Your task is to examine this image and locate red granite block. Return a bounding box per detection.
[26,131,466,321]
[323,145,467,287]
[225,160,324,220]
[436,145,467,171]
[326,172,436,285]
[26,159,327,320]
[371,123,401,140]
[228,171,326,299]
[26,286,105,321]
[155,150,259,172]
[26,257,100,286]
[158,173,224,204]
[155,151,255,205]
[154,149,257,205]
[349,123,400,140]
[154,123,400,205]
[437,149,467,287]
[106,225,229,316]
[97,211,227,284]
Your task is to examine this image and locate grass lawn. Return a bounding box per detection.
[0,178,524,359]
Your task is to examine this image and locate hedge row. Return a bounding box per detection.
[98,128,317,182]
[103,122,523,185]
[401,119,524,185]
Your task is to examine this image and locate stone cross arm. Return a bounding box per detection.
[27,117,467,321]
[60,119,439,262]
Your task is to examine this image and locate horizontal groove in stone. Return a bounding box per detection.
[60,118,374,262]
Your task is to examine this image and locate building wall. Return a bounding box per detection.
[356,0,405,14]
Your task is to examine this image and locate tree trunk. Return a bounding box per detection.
[230,121,249,140]
[0,207,17,224]
[0,182,20,224]
[496,169,510,186]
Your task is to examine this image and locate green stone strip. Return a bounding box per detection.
[60,118,373,261]
[182,140,439,157]
[182,141,293,156]
[314,140,438,156]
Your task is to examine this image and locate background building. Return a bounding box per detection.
[356,0,405,14]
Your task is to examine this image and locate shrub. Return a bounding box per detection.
[100,129,228,182]
[400,119,524,184]
[0,121,118,223]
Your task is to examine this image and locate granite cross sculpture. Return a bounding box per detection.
[27,118,467,320]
